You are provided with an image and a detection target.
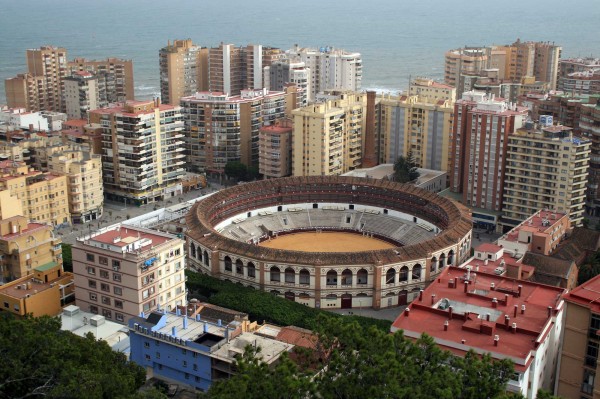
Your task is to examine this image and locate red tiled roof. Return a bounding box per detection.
[563,274,600,314]
[276,326,317,349]
[476,243,503,253]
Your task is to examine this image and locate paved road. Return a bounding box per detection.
[56,180,227,245]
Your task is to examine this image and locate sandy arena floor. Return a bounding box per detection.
[258,231,395,252]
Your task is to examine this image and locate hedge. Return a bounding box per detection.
[185,270,392,332]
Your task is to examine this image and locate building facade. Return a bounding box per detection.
[73,225,187,324]
[581,101,600,212]
[0,215,63,281]
[557,274,600,399]
[292,92,365,176]
[264,60,310,107]
[63,71,100,120]
[449,91,528,211]
[159,39,208,106]
[181,89,287,174]
[258,119,293,178]
[502,121,590,229]
[68,57,134,102]
[90,100,186,205]
[5,46,68,112]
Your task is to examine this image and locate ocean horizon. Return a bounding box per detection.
[0,0,598,102]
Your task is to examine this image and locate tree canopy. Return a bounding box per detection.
[61,243,72,273]
[579,249,600,285]
[224,161,248,181]
[0,314,147,399]
[207,315,514,399]
[393,151,420,183]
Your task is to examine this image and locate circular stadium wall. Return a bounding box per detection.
[185,176,472,309]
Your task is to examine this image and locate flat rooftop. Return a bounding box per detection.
[563,274,600,314]
[0,266,71,300]
[61,305,129,353]
[82,225,175,253]
[499,210,566,244]
[392,266,565,365]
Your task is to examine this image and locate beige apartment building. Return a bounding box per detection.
[47,147,103,224]
[181,88,288,174]
[259,119,293,178]
[5,46,68,112]
[159,39,208,105]
[376,83,454,171]
[292,92,365,176]
[502,122,590,229]
[557,274,600,399]
[90,100,186,206]
[68,57,134,102]
[0,215,63,281]
[63,71,100,119]
[72,225,187,324]
[0,160,69,226]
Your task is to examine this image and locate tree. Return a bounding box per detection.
[0,314,146,398]
[394,151,420,183]
[224,161,248,181]
[61,243,72,273]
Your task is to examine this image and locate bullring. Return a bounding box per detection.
[185,176,472,309]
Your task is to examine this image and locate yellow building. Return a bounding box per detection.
[0,263,73,317]
[376,92,454,171]
[408,78,456,102]
[0,215,62,281]
[292,92,365,176]
[47,147,103,223]
[0,160,69,226]
[159,39,208,105]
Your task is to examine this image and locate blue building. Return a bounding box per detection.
[128,307,293,391]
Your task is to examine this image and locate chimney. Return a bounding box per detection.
[464,280,469,293]
[196,314,201,322]
[504,294,509,305]
[521,305,526,315]
[448,306,453,320]
[176,307,181,316]
[511,323,517,334]
[361,91,377,168]
[504,315,510,327]
[486,313,490,321]
[547,306,553,318]
[172,326,177,337]
[404,308,410,317]
[518,285,522,297]
[494,335,499,347]
[431,294,436,305]
[203,323,209,333]
[140,311,145,318]
[419,290,423,302]
[492,298,498,308]
[444,321,449,331]
[183,316,188,330]
[461,339,466,344]
[490,282,495,291]
[218,319,222,327]
[454,278,458,288]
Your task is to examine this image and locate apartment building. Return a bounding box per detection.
[208,43,283,96]
[0,160,69,226]
[559,58,600,95]
[63,71,100,120]
[89,100,186,206]
[68,57,134,102]
[444,47,491,92]
[408,77,456,102]
[286,45,362,102]
[581,101,600,212]
[259,119,293,178]
[377,85,454,171]
[392,266,566,399]
[181,88,287,174]
[0,107,50,131]
[292,92,365,176]
[159,39,208,105]
[47,147,103,224]
[5,46,68,112]
[449,91,528,212]
[73,225,187,324]
[502,120,590,229]
[0,215,63,281]
[557,274,600,398]
[264,59,310,107]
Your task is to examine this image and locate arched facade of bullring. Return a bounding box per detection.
[185,176,472,309]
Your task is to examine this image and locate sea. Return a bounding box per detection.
[0,0,599,103]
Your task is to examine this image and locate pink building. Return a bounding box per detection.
[73,225,187,324]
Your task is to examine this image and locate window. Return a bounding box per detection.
[193,364,198,371]
[183,360,187,368]
[113,273,121,282]
[115,313,124,322]
[100,283,110,292]
[582,369,595,394]
[101,296,111,305]
[100,270,109,279]
[145,354,151,361]
[114,286,122,296]
[156,352,161,359]
[88,279,97,289]
[86,253,95,262]
[112,260,120,269]
[144,342,150,348]
[102,309,112,319]
[87,266,96,275]
[89,293,97,301]
[90,305,98,314]
[99,256,108,265]
[3,302,8,309]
